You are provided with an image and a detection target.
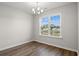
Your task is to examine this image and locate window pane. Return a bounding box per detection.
[40,17,49,35]
[50,15,60,36]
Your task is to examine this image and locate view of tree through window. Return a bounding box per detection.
[40,17,49,35]
[40,14,61,37]
[50,15,60,36]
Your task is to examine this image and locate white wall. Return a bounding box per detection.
[34,3,78,51]
[0,6,33,51]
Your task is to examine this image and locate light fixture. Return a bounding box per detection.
[37,12,40,14]
[41,9,44,13]
[37,7,40,11]
[32,2,44,15]
[32,8,35,11]
[34,11,35,14]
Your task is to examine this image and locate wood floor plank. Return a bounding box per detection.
[0,41,77,56]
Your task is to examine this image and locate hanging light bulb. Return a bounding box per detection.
[41,9,44,13]
[37,7,40,11]
[32,8,35,11]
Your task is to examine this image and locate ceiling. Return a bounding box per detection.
[0,2,76,15]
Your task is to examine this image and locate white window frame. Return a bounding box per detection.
[39,13,62,38]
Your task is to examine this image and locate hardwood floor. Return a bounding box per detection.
[0,41,77,56]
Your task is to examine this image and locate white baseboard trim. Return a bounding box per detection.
[0,40,78,53]
[0,40,33,51]
[35,40,77,52]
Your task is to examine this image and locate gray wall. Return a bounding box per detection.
[0,6,33,51]
[34,3,78,51]
[78,3,79,50]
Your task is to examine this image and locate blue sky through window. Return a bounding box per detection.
[51,15,60,26]
[41,15,60,26]
[41,17,48,25]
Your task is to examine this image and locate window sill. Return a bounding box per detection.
[39,34,62,39]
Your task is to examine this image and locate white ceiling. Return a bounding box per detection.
[0,2,76,14]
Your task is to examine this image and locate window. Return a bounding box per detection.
[39,14,61,38]
[50,15,60,36]
[40,17,49,35]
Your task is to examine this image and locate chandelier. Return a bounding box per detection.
[32,2,44,15]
